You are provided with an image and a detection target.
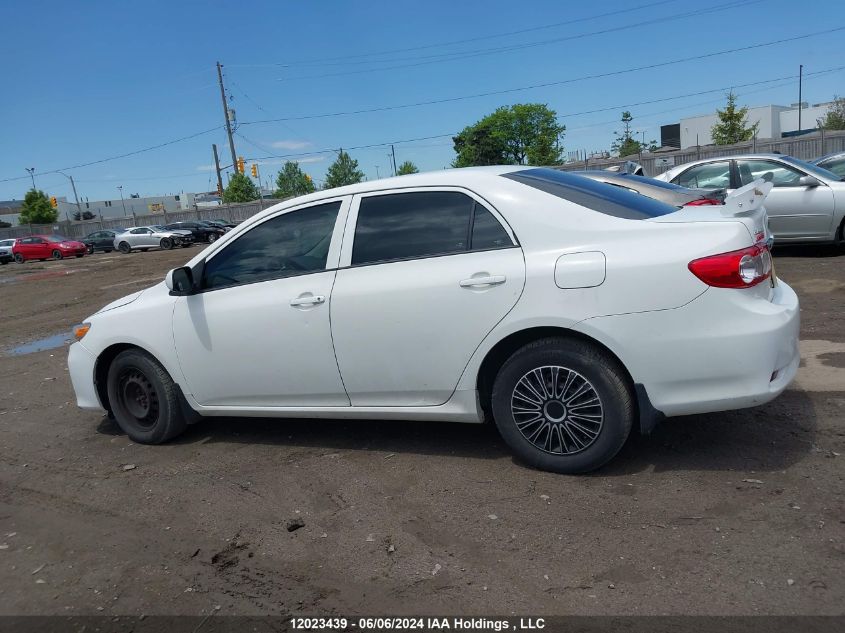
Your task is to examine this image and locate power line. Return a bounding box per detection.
[239,29,845,127]
[273,0,763,80]
[0,126,222,184]
[228,0,682,68]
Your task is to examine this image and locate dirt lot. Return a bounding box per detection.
[0,243,843,618]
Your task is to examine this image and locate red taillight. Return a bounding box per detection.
[685,198,721,206]
[688,243,772,288]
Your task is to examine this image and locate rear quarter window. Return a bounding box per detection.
[503,168,677,219]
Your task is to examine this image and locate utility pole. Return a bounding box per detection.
[216,61,238,169]
[212,144,224,196]
[58,172,82,219]
[390,145,397,176]
[25,167,36,190]
[117,185,127,218]
[798,64,804,133]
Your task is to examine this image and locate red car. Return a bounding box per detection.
[12,235,87,263]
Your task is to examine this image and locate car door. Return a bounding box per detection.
[330,188,526,407]
[171,197,351,407]
[672,160,732,190]
[735,158,834,239]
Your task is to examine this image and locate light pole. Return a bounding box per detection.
[58,172,83,220]
[375,165,381,179]
[25,168,36,190]
[117,185,127,218]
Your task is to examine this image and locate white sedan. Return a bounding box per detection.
[68,167,799,473]
[113,226,195,253]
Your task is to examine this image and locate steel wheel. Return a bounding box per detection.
[118,242,131,254]
[207,233,217,243]
[116,368,160,429]
[14,253,24,264]
[511,365,604,455]
[52,249,63,260]
[160,237,173,250]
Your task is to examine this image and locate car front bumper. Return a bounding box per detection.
[575,281,800,418]
[68,341,104,411]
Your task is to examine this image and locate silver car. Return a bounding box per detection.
[0,238,15,264]
[656,154,845,244]
[812,151,845,178]
[114,226,194,253]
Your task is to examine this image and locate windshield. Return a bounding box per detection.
[153,226,167,231]
[504,168,677,219]
[0,239,14,247]
[780,155,844,181]
[619,173,694,191]
[46,235,69,243]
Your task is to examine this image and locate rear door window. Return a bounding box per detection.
[673,161,731,189]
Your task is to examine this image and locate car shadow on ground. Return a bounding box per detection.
[773,243,843,258]
[96,389,817,475]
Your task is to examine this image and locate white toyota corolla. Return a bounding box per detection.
[68,167,799,473]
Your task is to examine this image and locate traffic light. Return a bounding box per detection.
[251,163,258,178]
[50,196,58,208]
[237,156,245,173]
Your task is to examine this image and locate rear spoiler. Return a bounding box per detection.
[720,179,772,217]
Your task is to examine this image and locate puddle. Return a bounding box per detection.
[7,333,71,356]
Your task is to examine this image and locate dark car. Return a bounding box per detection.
[812,151,845,178]
[162,221,225,243]
[83,229,124,254]
[207,219,238,230]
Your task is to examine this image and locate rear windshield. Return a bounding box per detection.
[503,168,677,219]
[618,173,693,191]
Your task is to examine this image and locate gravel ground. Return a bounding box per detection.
[0,243,842,617]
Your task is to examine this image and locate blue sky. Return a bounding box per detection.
[1,0,843,203]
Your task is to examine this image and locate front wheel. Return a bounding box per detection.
[52,249,63,260]
[106,349,188,444]
[160,237,173,250]
[207,233,218,243]
[118,242,131,254]
[14,253,25,264]
[491,338,634,474]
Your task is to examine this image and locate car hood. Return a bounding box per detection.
[95,289,145,314]
[163,230,193,236]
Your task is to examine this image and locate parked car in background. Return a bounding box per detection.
[656,154,845,244]
[207,219,237,230]
[573,170,726,207]
[69,167,797,474]
[812,151,845,178]
[162,221,225,243]
[83,229,124,254]
[113,226,194,253]
[0,238,15,264]
[13,235,87,262]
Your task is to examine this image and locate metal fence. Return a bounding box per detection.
[0,199,285,241]
[556,128,845,176]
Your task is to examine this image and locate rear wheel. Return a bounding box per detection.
[207,233,218,243]
[52,249,63,260]
[118,241,131,254]
[14,253,24,264]
[106,349,188,444]
[491,337,634,474]
[87,245,95,254]
[160,237,173,250]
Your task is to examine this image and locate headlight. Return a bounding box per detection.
[72,322,91,340]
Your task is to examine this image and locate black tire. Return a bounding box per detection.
[87,245,94,254]
[160,237,173,250]
[106,349,188,444]
[52,249,63,260]
[118,241,131,254]
[490,337,634,474]
[14,253,24,264]
[207,233,218,243]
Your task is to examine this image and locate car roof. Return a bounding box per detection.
[814,151,845,163]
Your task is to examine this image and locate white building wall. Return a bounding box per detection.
[779,103,833,134]
[679,105,788,148]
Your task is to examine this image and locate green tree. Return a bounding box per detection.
[452,103,565,167]
[396,160,419,175]
[19,188,58,224]
[612,111,656,157]
[274,161,316,198]
[711,92,758,145]
[324,150,364,189]
[818,95,845,130]
[222,172,259,203]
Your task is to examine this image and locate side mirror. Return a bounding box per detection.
[166,266,195,296]
[798,175,821,187]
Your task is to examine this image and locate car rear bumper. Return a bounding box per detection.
[574,281,800,418]
[68,342,104,411]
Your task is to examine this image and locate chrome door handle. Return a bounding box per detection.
[290,295,325,307]
[459,275,506,288]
